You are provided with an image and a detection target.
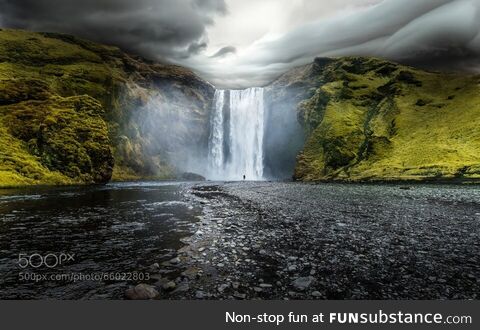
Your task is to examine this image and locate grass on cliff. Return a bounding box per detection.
[0,124,72,187]
[0,95,114,186]
[295,57,480,181]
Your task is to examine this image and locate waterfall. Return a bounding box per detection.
[208,90,225,171]
[207,87,265,181]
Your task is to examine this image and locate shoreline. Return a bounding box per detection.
[2,176,480,190]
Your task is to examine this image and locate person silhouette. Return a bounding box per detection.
[243,175,246,180]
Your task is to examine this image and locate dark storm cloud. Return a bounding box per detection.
[0,0,227,59]
[210,46,236,58]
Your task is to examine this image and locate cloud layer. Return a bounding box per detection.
[0,0,227,59]
[1,0,479,87]
[193,0,480,87]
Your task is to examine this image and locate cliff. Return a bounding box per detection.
[2,29,479,186]
[0,29,213,187]
[270,57,480,181]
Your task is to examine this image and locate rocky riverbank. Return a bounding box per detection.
[127,182,480,300]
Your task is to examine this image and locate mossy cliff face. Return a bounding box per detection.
[270,57,480,181]
[0,29,213,187]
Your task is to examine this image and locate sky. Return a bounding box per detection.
[1,0,479,88]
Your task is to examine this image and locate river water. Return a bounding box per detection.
[0,182,200,299]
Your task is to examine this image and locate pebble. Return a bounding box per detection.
[288,265,298,272]
[218,284,230,292]
[195,291,207,299]
[233,293,246,299]
[292,276,315,291]
[169,257,181,265]
[311,291,322,297]
[162,281,176,291]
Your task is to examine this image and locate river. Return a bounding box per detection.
[0,182,200,299]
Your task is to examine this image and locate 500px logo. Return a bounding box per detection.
[17,253,75,269]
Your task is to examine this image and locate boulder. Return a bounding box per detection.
[125,284,159,300]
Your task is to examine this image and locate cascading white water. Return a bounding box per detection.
[207,87,265,181]
[208,90,225,171]
[229,88,265,180]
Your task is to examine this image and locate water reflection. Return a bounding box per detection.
[0,182,200,299]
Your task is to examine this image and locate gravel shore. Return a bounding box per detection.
[149,182,480,300]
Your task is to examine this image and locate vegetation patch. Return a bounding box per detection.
[288,57,480,181]
[0,29,213,187]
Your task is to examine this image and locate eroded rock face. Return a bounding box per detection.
[267,57,480,182]
[0,29,214,186]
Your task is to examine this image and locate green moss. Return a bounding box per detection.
[1,95,114,184]
[0,124,73,187]
[292,57,480,182]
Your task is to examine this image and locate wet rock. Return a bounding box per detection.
[125,284,159,300]
[182,267,200,279]
[150,274,163,282]
[169,257,181,265]
[162,281,177,291]
[234,292,247,299]
[311,291,322,297]
[218,283,230,292]
[172,282,190,294]
[195,290,207,299]
[288,265,298,272]
[292,276,315,291]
